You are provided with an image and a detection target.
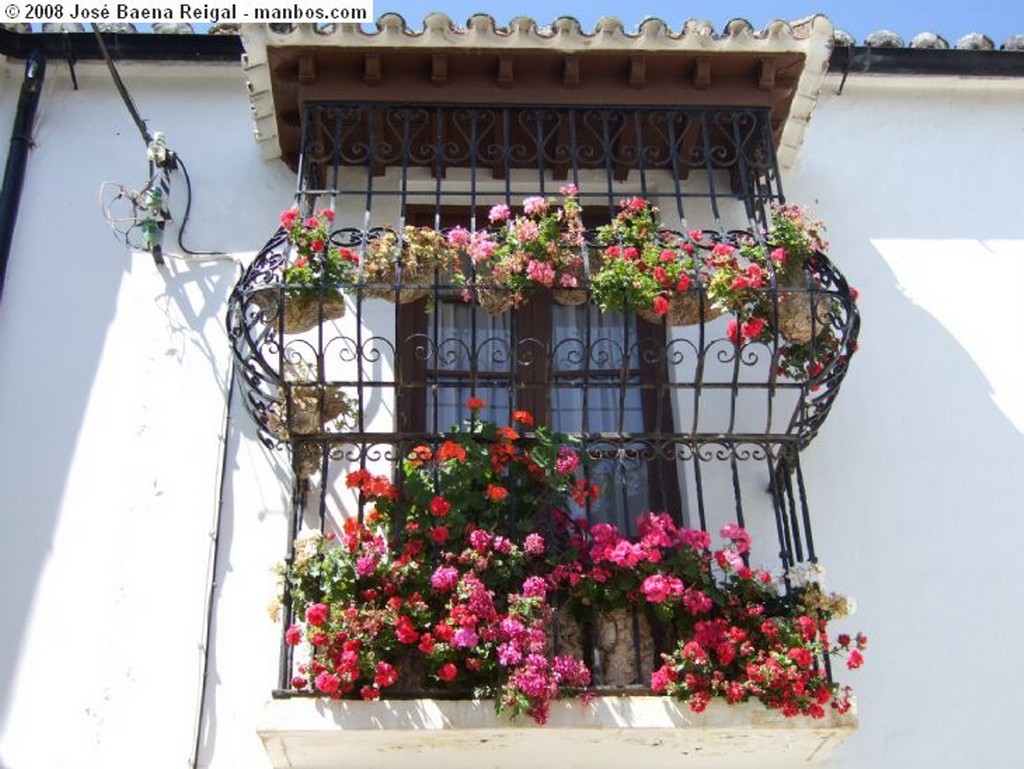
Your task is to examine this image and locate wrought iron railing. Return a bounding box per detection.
[225,102,860,694]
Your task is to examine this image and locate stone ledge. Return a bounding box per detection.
[258,695,857,769]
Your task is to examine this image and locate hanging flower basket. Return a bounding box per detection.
[552,288,588,307]
[776,286,832,344]
[476,285,518,315]
[362,226,459,304]
[635,292,723,327]
[250,288,347,335]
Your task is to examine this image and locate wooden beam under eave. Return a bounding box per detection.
[497,55,514,88]
[364,53,381,85]
[297,54,316,85]
[563,56,580,89]
[431,54,448,85]
[629,56,646,89]
[758,59,776,91]
[693,58,711,90]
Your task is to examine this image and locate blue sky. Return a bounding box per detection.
[376,1,1022,44]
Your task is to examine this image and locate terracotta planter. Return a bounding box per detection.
[636,292,723,327]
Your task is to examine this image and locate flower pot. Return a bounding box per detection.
[595,608,655,687]
[552,288,588,307]
[555,607,655,688]
[363,263,431,305]
[636,293,723,327]
[477,287,517,315]
[251,288,347,334]
[293,442,324,480]
[776,288,830,344]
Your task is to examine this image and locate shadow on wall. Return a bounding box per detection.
[793,231,1024,769]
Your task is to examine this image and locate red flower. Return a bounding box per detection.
[495,426,517,442]
[305,603,329,627]
[437,441,467,463]
[438,663,458,682]
[741,317,766,340]
[360,685,381,700]
[285,625,302,646]
[676,274,691,292]
[310,238,325,252]
[652,295,670,316]
[314,672,341,695]
[429,496,451,517]
[486,484,509,502]
[466,396,486,411]
[847,649,864,670]
[280,209,300,228]
[374,662,399,688]
[395,615,420,645]
[293,255,308,269]
[726,319,739,345]
[430,525,450,544]
[512,410,534,426]
[291,676,308,690]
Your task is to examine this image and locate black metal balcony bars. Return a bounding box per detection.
[225,103,860,690]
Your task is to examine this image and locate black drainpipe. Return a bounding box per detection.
[0,49,46,302]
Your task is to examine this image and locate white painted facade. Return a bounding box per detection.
[0,49,1022,769]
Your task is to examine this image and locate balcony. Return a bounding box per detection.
[259,697,857,769]
[225,94,861,765]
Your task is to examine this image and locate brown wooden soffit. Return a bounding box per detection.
[265,48,804,170]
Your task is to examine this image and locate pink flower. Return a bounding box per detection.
[431,565,459,591]
[453,627,479,648]
[641,573,684,603]
[679,528,711,550]
[284,625,302,646]
[314,672,341,695]
[524,533,545,556]
[770,247,786,264]
[682,589,713,615]
[305,603,329,627]
[516,220,541,242]
[720,524,752,553]
[726,319,740,345]
[522,196,548,216]
[498,642,522,666]
[280,209,300,228]
[469,528,492,553]
[489,204,511,223]
[522,576,548,598]
[526,259,555,286]
[558,274,578,288]
[847,649,864,669]
[355,555,376,577]
[559,183,579,196]
[555,448,579,474]
[447,226,471,247]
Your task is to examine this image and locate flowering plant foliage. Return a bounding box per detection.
[647,524,866,718]
[279,208,359,293]
[448,187,586,307]
[278,402,864,723]
[706,204,854,381]
[283,401,596,723]
[362,225,462,290]
[591,197,705,320]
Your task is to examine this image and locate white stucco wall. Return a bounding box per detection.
[0,52,1022,769]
